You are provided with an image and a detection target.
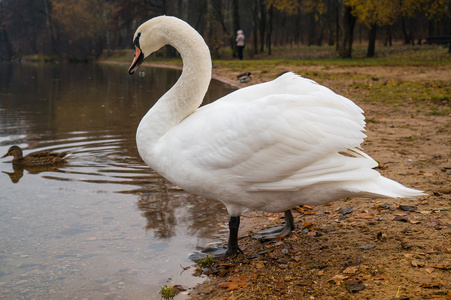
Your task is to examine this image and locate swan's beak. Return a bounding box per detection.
[128,45,144,75]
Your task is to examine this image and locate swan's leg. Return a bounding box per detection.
[285,209,295,230]
[252,209,295,241]
[190,216,242,260]
[225,216,243,257]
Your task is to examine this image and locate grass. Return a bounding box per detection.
[159,284,178,299]
[100,44,450,109]
[101,44,451,67]
[195,253,214,269]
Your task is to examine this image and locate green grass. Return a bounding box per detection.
[159,285,178,299]
[100,44,451,110]
[195,254,214,269]
[101,45,451,67]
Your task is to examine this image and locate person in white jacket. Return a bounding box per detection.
[236,30,245,60]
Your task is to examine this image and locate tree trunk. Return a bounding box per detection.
[367,25,377,57]
[0,28,12,60]
[0,1,13,60]
[252,0,258,53]
[338,1,356,58]
[294,7,301,45]
[259,0,266,52]
[42,0,54,54]
[266,3,273,55]
[232,0,240,56]
[384,26,392,46]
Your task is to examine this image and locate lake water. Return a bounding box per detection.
[0,62,236,299]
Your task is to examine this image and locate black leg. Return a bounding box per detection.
[225,216,242,257]
[284,209,295,230]
[251,209,295,241]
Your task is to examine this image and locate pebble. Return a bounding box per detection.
[399,205,418,212]
[339,207,353,215]
[359,244,375,250]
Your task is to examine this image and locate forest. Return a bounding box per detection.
[0,0,450,62]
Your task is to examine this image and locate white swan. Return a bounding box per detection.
[128,16,425,257]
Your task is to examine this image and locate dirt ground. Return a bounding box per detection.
[171,62,451,300]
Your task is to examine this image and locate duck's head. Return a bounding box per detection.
[2,145,23,159]
[128,16,171,75]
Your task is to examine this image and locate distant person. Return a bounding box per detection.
[236,30,245,60]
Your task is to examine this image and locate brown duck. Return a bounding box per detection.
[1,145,71,166]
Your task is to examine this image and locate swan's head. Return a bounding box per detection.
[128,17,169,74]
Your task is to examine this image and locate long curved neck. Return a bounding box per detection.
[137,19,212,157]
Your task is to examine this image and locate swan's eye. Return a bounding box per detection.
[133,33,141,48]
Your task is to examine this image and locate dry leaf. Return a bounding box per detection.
[424,268,435,274]
[329,274,350,284]
[394,212,408,217]
[373,275,390,280]
[343,266,359,274]
[411,260,425,267]
[434,263,450,269]
[356,213,375,219]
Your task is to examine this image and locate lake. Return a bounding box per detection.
[0,62,236,299]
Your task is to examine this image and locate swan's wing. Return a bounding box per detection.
[163,73,368,191]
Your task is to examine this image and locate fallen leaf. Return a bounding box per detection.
[411,260,425,267]
[356,213,375,219]
[373,275,390,280]
[395,212,408,217]
[409,220,421,224]
[343,266,359,274]
[418,277,443,288]
[302,222,314,228]
[329,274,350,284]
[424,268,435,274]
[434,263,450,269]
[218,275,251,291]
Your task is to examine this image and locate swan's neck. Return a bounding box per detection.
[137,20,212,162]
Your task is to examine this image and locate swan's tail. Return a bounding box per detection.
[347,176,426,200]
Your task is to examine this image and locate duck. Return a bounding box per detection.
[128,16,426,257]
[237,72,251,83]
[1,145,71,166]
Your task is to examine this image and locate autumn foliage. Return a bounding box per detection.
[0,0,449,61]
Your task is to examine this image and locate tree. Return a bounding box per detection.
[346,0,398,57]
[347,0,450,56]
[0,1,13,60]
[337,0,356,58]
[51,0,107,60]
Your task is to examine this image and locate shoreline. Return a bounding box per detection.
[102,59,451,299]
[101,60,246,89]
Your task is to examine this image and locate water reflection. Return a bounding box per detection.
[0,62,235,299]
[2,163,65,183]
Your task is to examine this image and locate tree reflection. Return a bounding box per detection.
[136,180,228,241]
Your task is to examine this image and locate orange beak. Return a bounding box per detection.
[128,45,144,74]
